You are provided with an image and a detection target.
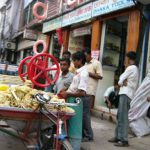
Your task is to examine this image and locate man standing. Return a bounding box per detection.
[84,48,103,108]
[108,51,139,147]
[83,48,103,141]
[60,51,89,150]
[54,58,74,94]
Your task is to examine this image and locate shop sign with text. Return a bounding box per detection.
[73,26,91,37]
[92,0,135,17]
[62,3,92,27]
[23,29,37,40]
[42,17,62,33]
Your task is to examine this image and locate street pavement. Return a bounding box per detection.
[0,117,150,150]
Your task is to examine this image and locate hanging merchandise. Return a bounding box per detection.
[33,40,47,54]
[56,28,64,58]
[67,0,77,7]
[33,2,47,20]
[56,28,63,45]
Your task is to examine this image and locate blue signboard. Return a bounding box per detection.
[92,0,135,17]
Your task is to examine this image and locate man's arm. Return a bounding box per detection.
[89,72,103,79]
[60,89,86,99]
[118,66,133,86]
[89,61,103,80]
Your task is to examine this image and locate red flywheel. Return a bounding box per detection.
[18,56,32,82]
[28,53,60,88]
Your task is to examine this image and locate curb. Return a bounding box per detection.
[91,108,117,123]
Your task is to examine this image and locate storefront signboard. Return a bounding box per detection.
[68,32,84,52]
[73,26,91,37]
[7,65,18,72]
[62,3,92,27]
[92,0,135,17]
[42,16,62,33]
[91,50,100,60]
[0,63,6,71]
[23,29,37,40]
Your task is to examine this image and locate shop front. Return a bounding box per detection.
[42,0,142,111]
[94,13,141,112]
[68,25,92,53]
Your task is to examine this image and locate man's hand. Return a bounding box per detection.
[123,79,128,86]
[59,91,68,99]
[105,97,112,109]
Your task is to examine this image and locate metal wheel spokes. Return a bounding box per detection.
[18,56,32,82]
[28,53,60,88]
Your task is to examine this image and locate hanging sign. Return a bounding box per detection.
[73,26,91,37]
[92,0,135,17]
[23,29,37,40]
[56,28,63,45]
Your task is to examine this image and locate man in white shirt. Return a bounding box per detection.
[104,82,119,108]
[108,51,139,147]
[60,51,91,150]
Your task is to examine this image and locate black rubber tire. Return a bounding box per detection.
[59,140,73,150]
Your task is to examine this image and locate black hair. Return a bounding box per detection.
[63,51,71,57]
[126,51,136,61]
[72,51,86,65]
[60,58,71,66]
[83,47,91,54]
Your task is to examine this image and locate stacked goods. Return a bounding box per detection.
[0,85,41,109]
[0,75,23,85]
[45,95,75,113]
[0,82,75,113]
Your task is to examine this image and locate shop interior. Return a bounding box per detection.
[96,16,129,108]
[102,16,128,83]
[68,26,92,53]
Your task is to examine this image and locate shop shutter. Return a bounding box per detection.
[47,0,62,19]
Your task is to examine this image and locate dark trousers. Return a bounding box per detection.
[115,94,131,141]
[82,96,94,139]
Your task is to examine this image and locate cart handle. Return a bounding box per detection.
[34,93,81,106]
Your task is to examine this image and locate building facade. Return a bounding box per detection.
[0,0,149,112]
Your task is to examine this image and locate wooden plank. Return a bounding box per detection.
[91,20,102,51]
[126,10,141,52]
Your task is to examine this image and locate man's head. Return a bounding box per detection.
[60,58,70,72]
[62,51,71,59]
[72,51,86,68]
[125,51,136,67]
[83,48,91,62]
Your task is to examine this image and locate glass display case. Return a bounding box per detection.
[102,20,122,70]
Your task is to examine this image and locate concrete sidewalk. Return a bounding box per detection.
[0,116,150,150]
[81,117,150,150]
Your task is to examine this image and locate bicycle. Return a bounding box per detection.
[33,93,80,150]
